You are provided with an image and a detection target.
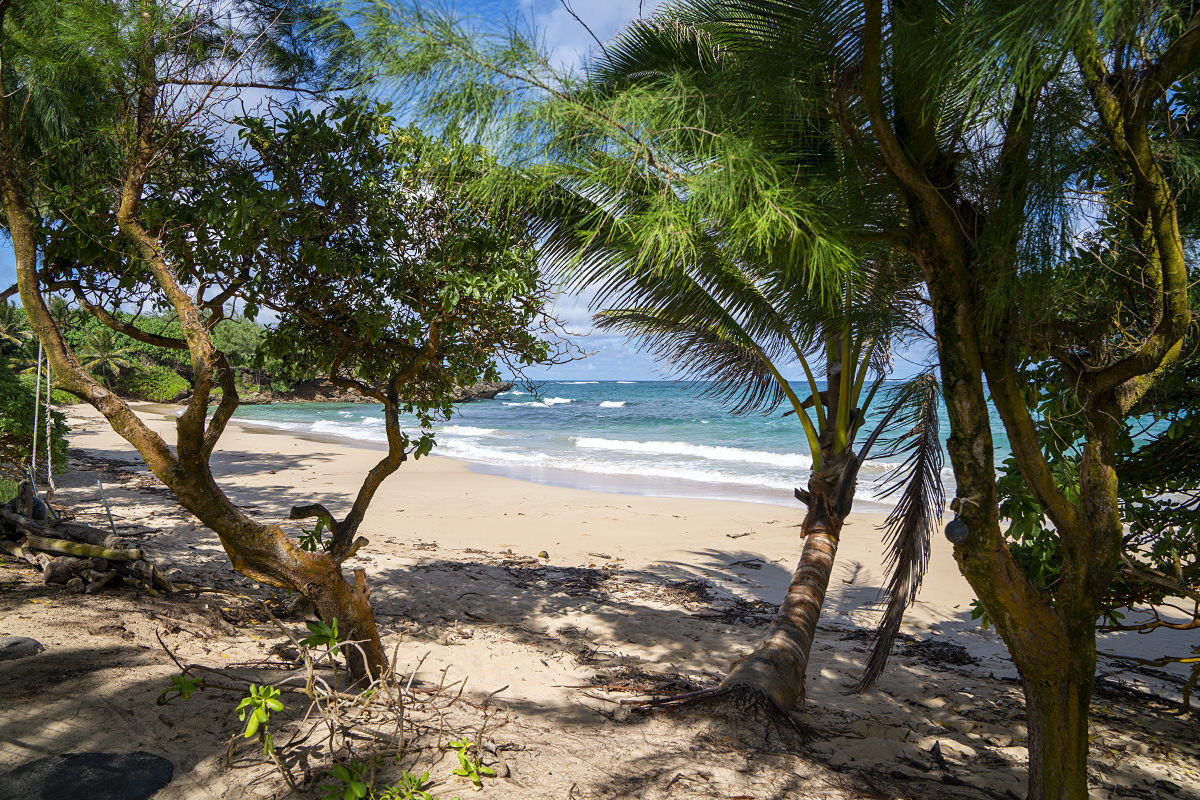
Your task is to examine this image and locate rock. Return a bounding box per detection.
[0,751,174,800]
[538,550,549,559]
[0,635,44,661]
[241,377,514,405]
[43,556,85,585]
[285,378,369,403]
[452,381,513,403]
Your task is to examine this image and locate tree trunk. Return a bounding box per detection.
[168,472,387,681]
[0,28,394,683]
[1022,660,1093,800]
[719,462,853,708]
[1017,623,1094,800]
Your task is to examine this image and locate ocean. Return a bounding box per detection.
[230,380,1008,511]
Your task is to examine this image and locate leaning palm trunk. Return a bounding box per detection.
[721,455,857,707]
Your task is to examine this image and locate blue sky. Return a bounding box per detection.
[2,0,933,381]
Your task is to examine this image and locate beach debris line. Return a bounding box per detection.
[0,480,174,594]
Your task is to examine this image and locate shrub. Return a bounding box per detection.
[17,371,76,405]
[0,366,68,479]
[118,360,191,402]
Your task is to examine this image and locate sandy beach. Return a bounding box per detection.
[1,403,1196,799]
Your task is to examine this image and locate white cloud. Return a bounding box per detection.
[520,0,667,68]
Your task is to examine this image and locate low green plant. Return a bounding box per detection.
[448,738,495,789]
[322,759,372,800]
[378,771,441,800]
[323,762,459,800]
[236,683,284,754]
[0,478,17,504]
[300,618,341,657]
[159,673,203,702]
[298,517,330,552]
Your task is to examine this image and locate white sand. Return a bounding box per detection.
[0,403,1195,799]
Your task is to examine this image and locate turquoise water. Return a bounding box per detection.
[231,380,1010,509]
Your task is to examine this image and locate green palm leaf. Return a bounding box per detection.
[851,371,945,692]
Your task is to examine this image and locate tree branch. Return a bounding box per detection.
[1135,10,1200,115]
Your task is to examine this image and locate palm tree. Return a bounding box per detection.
[359,0,945,709]
[78,328,134,388]
[532,9,948,709]
[0,301,30,346]
[584,252,944,709]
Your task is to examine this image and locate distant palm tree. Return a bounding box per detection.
[0,302,30,346]
[78,328,135,388]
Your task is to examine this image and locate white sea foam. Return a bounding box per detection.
[309,419,386,442]
[233,410,904,509]
[616,381,635,384]
[563,381,599,384]
[503,397,574,407]
[572,436,814,468]
[438,425,498,436]
[497,390,528,396]
[599,401,626,408]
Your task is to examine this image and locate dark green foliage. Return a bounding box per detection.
[995,333,1200,623]
[221,98,556,429]
[0,365,68,479]
[118,361,191,403]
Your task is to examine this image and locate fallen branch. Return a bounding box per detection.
[22,534,144,561]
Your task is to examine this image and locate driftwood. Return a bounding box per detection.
[53,522,120,549]
[21,534,143,562]
[0,508,119,549]
[0,492,172,595]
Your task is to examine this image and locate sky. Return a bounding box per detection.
[1,0,934,382]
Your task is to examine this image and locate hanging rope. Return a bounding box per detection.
[31,341,42,484]
[45,358,55,496]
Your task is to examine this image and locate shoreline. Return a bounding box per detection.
[64,402,1198,683]
[140,401,901,514]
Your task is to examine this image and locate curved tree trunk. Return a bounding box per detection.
[1,135,387,683]
[720,459,856,708]
[169,473,387,680]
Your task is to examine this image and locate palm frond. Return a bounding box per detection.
[851,371,944,692]
[595,306,785,414]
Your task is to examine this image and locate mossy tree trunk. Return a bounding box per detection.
[859,3,1196,797]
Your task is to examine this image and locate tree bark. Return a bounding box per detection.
[719,460,854,708]
[1021,654,1093,800]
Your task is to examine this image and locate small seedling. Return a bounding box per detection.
[448,738,495,789]
[378,770,438,800]
[236,684,284,754]
[321,759,372,800]
[298,518,330,552]
[160,673,202,702]
[301,618,341,657]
